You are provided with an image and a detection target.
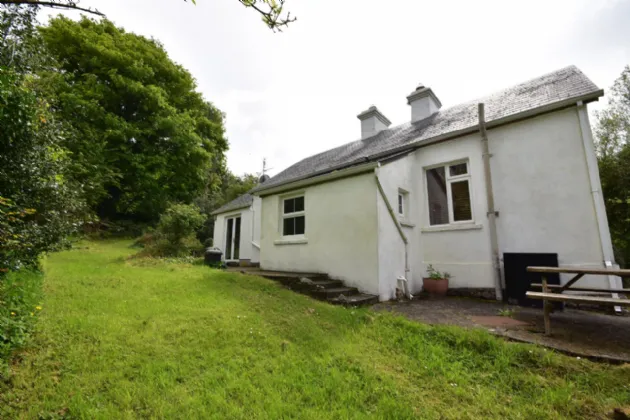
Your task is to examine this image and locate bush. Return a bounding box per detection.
[138,204,205,258]
[0,269,43,377]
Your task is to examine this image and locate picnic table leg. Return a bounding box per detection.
[542,275,551,336]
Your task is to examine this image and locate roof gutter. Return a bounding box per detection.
[211,203,251,216]
[253,161,379,197]
[254,90,603,194]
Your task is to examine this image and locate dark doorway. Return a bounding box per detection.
[504,253,560,307]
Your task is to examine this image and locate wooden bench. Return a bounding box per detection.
[525,266,630,335]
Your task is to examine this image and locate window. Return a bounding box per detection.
[282,196,305,236]
[397,189,408,217]
[426,161,472,225]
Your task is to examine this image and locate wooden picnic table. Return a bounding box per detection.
[525,266,630,335]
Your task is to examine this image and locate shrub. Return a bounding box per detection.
[137,204,205,258]
[0,269,43,377]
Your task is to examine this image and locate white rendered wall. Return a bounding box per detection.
[490,107,607,288]
[412,133,495,290]
[375,156,416,300]
[251,196,262,263]
[259,173,380,295]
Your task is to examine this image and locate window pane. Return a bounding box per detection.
[283,217,294,235]
[295,216,305,235]
[294,196,304,212]
[449,163,467,177]
[233,217,241,260]
[398,194,403,214]
[427,167,449,225]
[225,218,233,260]
[283,198,295,214]
[451,180,472,221]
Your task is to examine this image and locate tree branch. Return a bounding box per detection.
[236,0,296,31]
[1,0,104,16]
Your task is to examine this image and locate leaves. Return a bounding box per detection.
[595,66,630,267]
[37,16,228,222]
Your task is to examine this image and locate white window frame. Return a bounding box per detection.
[397,188,409,218]
[223,213,242,261]
[280,193,306,238]
[424,160,473,226]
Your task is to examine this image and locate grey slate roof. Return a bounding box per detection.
[211,193,253,215]
[252,66,601,193]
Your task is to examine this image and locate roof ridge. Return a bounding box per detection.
[255,66,600,193]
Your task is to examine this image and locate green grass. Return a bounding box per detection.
[2,240,629,419]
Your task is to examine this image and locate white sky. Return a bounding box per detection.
[44,0,630,177]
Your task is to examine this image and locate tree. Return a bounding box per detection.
[0,0,296,30]
[36,16,228,222]
[0,67,85,273]
[595,66,630,267]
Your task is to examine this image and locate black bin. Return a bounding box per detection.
[204,247,223,266]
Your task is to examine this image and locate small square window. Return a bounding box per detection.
[282,195,306,236]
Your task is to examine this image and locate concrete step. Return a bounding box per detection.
[312,286,359,300]
[328,293,379,306]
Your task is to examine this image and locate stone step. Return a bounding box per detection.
[312,286,359,300]
[327,293,379,306]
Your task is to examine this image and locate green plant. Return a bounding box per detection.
[0,269,43,377]
[426,264,451,280]
[498,308,515,318]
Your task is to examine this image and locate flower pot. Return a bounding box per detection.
[423,277,449,296]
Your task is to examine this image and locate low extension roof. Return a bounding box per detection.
[252,66,602,194]
[211,193,253,215]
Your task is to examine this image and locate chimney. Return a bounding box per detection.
[407,84,442,122]
[357,106,391,139]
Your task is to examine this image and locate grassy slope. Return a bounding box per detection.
[1,240,629,419]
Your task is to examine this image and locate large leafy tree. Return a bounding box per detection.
[1,5,85,273]
[595,66,630,266]
[37,16,228,222]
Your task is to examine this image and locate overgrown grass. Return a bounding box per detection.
[1,240,629,419]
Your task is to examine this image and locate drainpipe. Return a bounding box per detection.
[576,101,622,313]
[374,166,411,297]
[479,103,503,301]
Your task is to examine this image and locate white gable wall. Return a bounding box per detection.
[490,107,606,288]
[259,173,380,294]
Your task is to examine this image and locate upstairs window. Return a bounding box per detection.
[282,196,305,236]
[426,161,472,225]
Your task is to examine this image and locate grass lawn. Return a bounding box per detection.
[2,240,630,419]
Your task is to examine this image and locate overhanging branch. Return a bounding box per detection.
[1,0,104,16]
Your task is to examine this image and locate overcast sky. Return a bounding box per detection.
[44,0,630,177]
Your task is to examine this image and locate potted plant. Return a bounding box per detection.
[423,264,451,296]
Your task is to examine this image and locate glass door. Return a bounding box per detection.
[224,216,241,261]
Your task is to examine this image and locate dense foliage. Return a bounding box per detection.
[596,66,630,267]
[1,6,86,273]
[37,17,228,222]
[138,203,205,257]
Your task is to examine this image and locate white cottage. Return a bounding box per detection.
[239,66,620,302]
[211,193,262,266]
